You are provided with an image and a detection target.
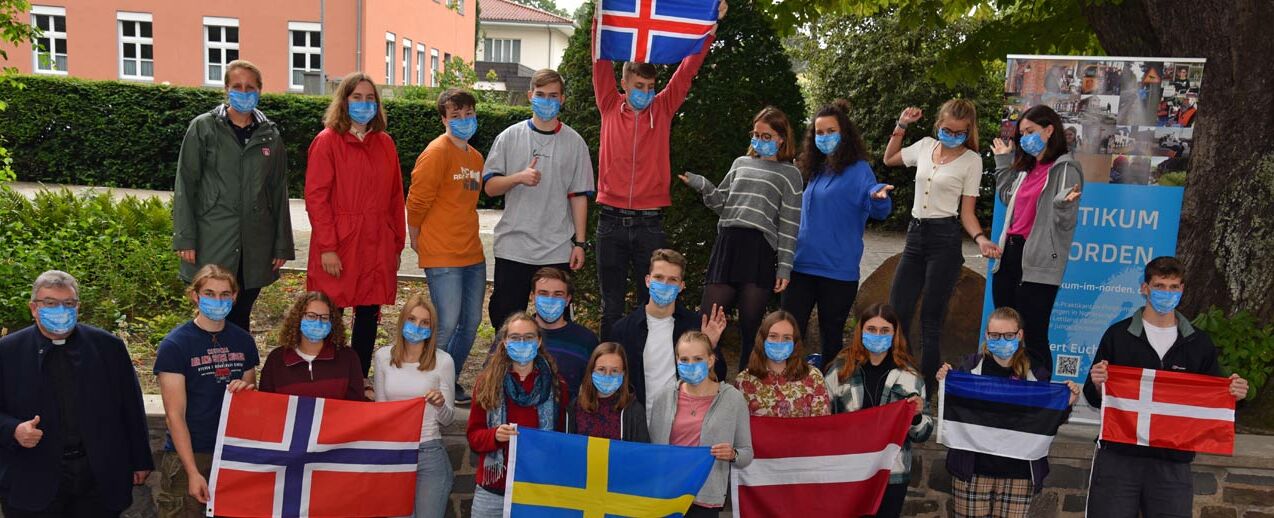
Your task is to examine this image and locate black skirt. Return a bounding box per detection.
[705,227,777,285]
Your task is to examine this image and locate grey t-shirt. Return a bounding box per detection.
[484,120,595,264]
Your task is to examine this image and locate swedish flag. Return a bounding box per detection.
[505,428,716,517]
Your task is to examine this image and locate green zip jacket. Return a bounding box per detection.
[172,104,295,290]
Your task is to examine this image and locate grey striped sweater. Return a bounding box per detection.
[685,156,804,279]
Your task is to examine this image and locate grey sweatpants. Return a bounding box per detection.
[1085,446,1193,517]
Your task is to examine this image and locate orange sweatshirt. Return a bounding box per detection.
[406,134,485,268]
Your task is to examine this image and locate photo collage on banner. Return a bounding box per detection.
[983,55,1204,421]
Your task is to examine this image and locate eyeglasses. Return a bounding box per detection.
[986,332,1019,340]
[940,128,969,138]
[750,131,778,142]
[507,333,539,342]
[302,312,332,323]
[34,298,79,309]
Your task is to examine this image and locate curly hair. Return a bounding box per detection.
[797,99,870,181]
[276,291,348,350]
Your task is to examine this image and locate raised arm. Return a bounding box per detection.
[591,19,621,112]
[883,107,922,167]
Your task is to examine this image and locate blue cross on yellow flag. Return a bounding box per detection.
[504,428,716,517]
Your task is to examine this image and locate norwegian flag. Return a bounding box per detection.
[731,401,913,517]
[1101,365,1235,455]
[206,390,426,517]
[595,0,719,64]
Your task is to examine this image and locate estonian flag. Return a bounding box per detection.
[938,371,1071,460]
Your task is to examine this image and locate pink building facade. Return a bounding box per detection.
[1,0,476,92]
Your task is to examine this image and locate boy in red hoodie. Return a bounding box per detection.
[592,0,727,340]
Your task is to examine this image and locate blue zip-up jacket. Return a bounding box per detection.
[791,160,892,281]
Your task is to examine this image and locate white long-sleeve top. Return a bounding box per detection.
[372,347,456,442]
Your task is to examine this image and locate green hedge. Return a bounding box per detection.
[0,75,531,207]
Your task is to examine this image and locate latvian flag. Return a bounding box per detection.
[731,401,912,517]
[938,372,1071,460]
[1101,365,1235,455]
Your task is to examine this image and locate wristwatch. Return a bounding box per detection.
[573,239,592,251]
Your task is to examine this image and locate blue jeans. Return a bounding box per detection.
[405,440,453,518]
[424,262,486,382]
[470,486,505,518]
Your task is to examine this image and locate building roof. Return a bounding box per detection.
[479,0,574,26]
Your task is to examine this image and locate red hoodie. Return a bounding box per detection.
[592,23,714,209]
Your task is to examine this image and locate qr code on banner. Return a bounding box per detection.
[1055,355,1082,378]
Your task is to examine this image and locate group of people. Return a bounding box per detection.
[0,4,1252,516]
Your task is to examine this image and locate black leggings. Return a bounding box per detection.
[868,482,908,518]
[702,282,772,373]
[992,235,1060,373]
[889,218,964,390]
[782,271,859,366]
[347,305,380,377]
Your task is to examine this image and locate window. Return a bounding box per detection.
[204,18,240,85]
[289,22,322,90]
[117,12,153,80]
[483,39,520,64]
[384,33,395,85]
[30,6,67,73]
[430,48,439,86]
[416,43,425,85]
[402,38,412,85]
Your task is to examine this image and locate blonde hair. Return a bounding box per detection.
[223,60,263,89]
[984,306,1031,379]
[323,73,388,134]
[530,69,566,93]
[675,331,718,382]
[187,264,239,297]
[933,98,980,152]
[390,292,439,371]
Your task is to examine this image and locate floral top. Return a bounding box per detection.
[735,368,832,418]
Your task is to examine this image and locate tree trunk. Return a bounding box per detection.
[1082,0,1274,321]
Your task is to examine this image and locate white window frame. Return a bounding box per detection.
[416,43,425,85]
[401,38,412,85]
[483,38,520,64]
[430,48,440,87]
[384,32,395,86]
[203,17,240,86]
[288,21,322,91]
[30,6,67,75]
[117,12,153,81]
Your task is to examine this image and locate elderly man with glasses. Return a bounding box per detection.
[0,270,153,517]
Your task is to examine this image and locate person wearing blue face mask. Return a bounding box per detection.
[824,303,931,518]
[173,60,294,334]
[990,105,1084,375]
[483,70,595,332]
[305,74,406,397]
[936,307,1081,517]
[784,99,894,368]
[373,294,455,518]
[736,311,832,418]
[648,331,752,518]
[0,270,154,517]
[566,342,651,443]
[526,268,599,399]
[1083,257,1248,517]
[259,291,365,401]
[153,265,260,516]
[682,106,805,373]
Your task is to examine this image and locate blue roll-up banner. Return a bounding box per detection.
[983,55,1203,422]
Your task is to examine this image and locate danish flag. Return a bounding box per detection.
[207,390,426,517]
[595,0,719,64]
[1100,365,1235,455]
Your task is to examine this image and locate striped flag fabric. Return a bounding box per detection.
[207,390,426,517]
[731,401,913,517]
[938,371,1072,461]
[595,0,719,63]
[1101,365,1235,455]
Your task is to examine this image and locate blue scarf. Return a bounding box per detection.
[483,355,558,483]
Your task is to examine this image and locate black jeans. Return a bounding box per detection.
[1086,446,1193,517]
[227,262,262,333]
[867,482,908,518]
[683,503,722,518]
[1,456,114,517]
[488,258,571,334]
[992,235,1060,373]
[595,208,667,341]
[889,217,964,389]
[781,271,859,366]
[346,305,381,377]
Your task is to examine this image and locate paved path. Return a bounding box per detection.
[6,181,988,280]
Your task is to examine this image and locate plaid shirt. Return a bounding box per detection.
[823,358,933,485]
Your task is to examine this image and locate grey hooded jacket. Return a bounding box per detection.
[992,152,1083,286]
[648,382,753,507]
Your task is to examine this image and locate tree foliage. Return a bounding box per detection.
[0,0,40,182]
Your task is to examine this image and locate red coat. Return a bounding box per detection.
[304,128,405,307]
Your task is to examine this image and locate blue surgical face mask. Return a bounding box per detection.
[402,321,432,343]
[591,372,624,396]
[506,339,539,364]
[348,101,377,125]
[449,115,478,140]
[937,128,968,148]
[530,97,562,120]
[37,306,77,335]
[1149,289,1182,315]
[815,133,841,155]
[1020,132,1047,156]
[299,318,332,342]
[198,296,233,322]
[861,332,894,354]
[627,87,654,111]
[677,361,709,385]
[227,90,259,114]
[534,295,568,324]
[764,340,795,362]
[987,337,1020,360]
[751,137,779,158]
[648,280,681,308]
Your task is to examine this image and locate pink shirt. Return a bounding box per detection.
[1008,161,1052,238]
[669,389,714,447]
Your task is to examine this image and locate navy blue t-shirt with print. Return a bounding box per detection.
[153,321,260,452]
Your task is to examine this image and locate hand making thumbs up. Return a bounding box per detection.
[15,415,43,448]
[518,156,542,187]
